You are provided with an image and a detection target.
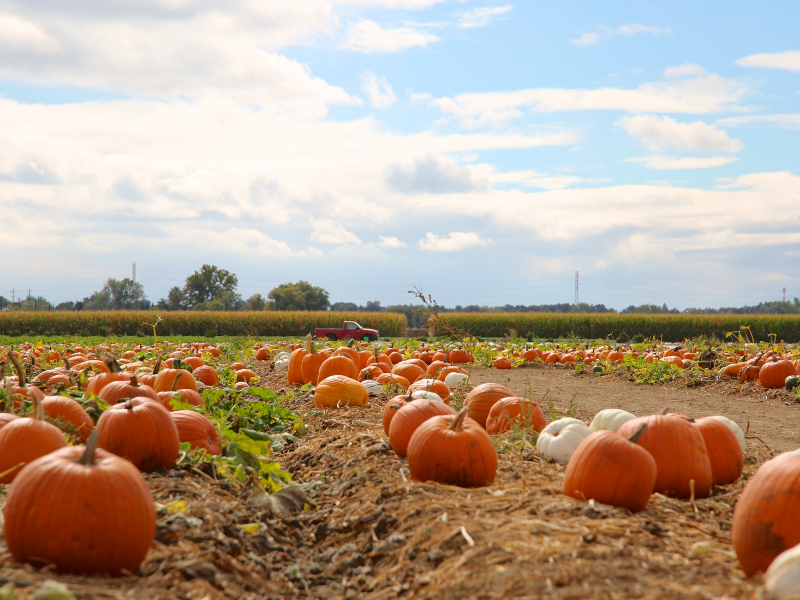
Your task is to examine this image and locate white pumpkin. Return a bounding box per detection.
[765,543,800,599]
[274,358,289,371]
[709,415,746,453]
[274,351,290,361]
[589,408,636,433]
[444,372,471,388]
[536,418,591,464]
[410,390,443,403]
[362,380,384,396]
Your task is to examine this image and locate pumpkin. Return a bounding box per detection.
[96,397,180,473]
[287,347,309,384]
[437,366,469,382]
[391,362,425,384]
[84,354,130,397]
[7,351,44,406]
[154,358,198,393]
[760,357,798,389]
[733,450,800,577]
[407,407,497,488]
[318,355,359,381]
[536,418,591,464]
[589,408,636,433]
[786,375,800,391]
[235,368,257,383]
[157,372,204,411]
[375,373,409,390]
[708,415,746,453]
[388,399,456,457]
[493,357,512,369]
[407,379,450,402]
[171,410,221,455]
[98,374,159,405]
[563,424,656,512]
[314,375,368,409]
[693,417,743,486]
[443,372,471,388]
[485,397,546,435]
[2,432,156,575]
[362,380,384,396]
[426,360,448,377]
[382,392,412,435]
[41,396,94,442]
[0,395,67,483]
[617,413,712,499]
[449,349,474,364]
[192,364,219,387]
[463,383,514,428]
[301,342,325,386]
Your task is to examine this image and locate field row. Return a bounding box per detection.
[2,311,800,342]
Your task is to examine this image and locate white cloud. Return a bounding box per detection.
[341,19,438,52]
[360,72,398,109]
[0,12,60,54]
[618,115,743,153]
[571,23,671,47]
[736,50,800,72]
[718,113,800,130]
[663,63,706,78]
[570,32,600,47]
[310,220,362,245]
[628,156,738,170]
[418,232,489,251]
[429,74,749,128]
[333,0,450,8]
[379,236,408,247]
[385,154,488,193]
[457,6,513,29]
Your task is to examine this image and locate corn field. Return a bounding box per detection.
[436,313,800,342]
[0,311,407,337]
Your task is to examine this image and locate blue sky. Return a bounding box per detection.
[1,0,798,309]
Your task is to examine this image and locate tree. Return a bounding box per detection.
[268,281,330,311]
[82,278,146,310]
[194,290,244,311]
[168,286,186,310]
[246,294,266,311]
[183,265,238,307]
[365,300,382,312]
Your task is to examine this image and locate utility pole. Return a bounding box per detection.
[784,288,787,302]
[575,271,579,305]
[132,262,136,282]
[11,289,14,303]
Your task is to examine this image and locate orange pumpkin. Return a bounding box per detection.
[733,450,800,577]
[0,395,67,483]
[98,375,160,406]
[318,355,359,381]
[3,433,156,575]
[192,365,219,387]
[464,383,514,429]
[41,397,94,443]
[171,410,221,455]
[287,347,308,384]
[314,376,368,409]
[563,424,656,512]
[96,397,180,473]
[407,407,497,488]
[382,393,412,435]
[759,356,798,389]
[694,417,743,486]
[391,362,425,384]
[617,413,712,499]
[485,397,546,435]
[407,378,451,402]
[154,359,198,394]
[388,399,456,458]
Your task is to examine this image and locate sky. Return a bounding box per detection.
[1,0,799,310]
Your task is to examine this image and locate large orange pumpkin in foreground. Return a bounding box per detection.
[407,407,497,488]
[563,424,656,512]
[617,412,712,499]
[388,399,456,458]
[96,397,180,473]
[3,432,155,575]
[733,450,800,577]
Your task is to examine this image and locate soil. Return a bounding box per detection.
[0,362,792,599]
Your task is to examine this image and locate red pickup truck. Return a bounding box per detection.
[315,321,379,341]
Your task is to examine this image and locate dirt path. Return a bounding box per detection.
[472,364,797,453]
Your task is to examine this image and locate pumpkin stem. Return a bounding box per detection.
[32,394,44,420]
[130,374,140,387]
[62,357,71,371]
[103,352,122,373]
[658,407,671,416]
[7,350,26,387]
[4,377,13,414]
[171,372,183,391]
[448,407,470,432]
[627,423,647,444]
[77,431,101,467]
[124,398,135,410]
[173,357,184,370]
[153,358,162,375]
